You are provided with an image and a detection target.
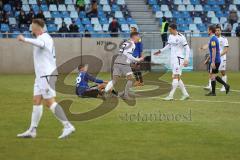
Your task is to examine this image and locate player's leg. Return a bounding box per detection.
[163,75,179,101]
[179,76,190,100]
[17,79,44,138]
[45,98,75,139]
[123,73,134,99]
[215,63,230,94]
[219,61,227,92]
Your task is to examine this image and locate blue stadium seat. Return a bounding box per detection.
[148,0,157,5]
[182,11,190,18]
[62,11,70,18]
[190,0,200,4]
[173,11,182,18]
[203,5,212,11]
[118,18,127,25]
[208,0,217,5]
[195,5,203,11]
[152,5,160,12]
[85,24,94,32]
[115,11,124,18]
[29,0,37,5]
[127,18,136,24]
[43,11,51,18]
[75,18,82,25]
[185,17,193,24]
[194,17,202,24]
[121,24,129,32]
[82,18,91,25]
[103,24,109,31]
[67,5,76,11]
[32,5,40,13]
[99,17,109,24]
[94,24,103,32]
[49,4,58,11]
[41,5,49,11]
[58,5,67,12]
[65,0,73,5]
[9,18,17,25]
[112,5,120,12]
[197,24,207,32]
[91,18,100,25]
[10,31,21,38]
[1,24,10,32]
[64,18,72,25]
[183,0,191,4]
[47,24,58,32]
[174,0,182,5]
[186,5,194,11]
[177,18,185,24]
[70,11,78,18]
[3,4,11,12]
[52,11,62,18]
[178,24,189,31]
[22,4,30,12]
[156,11,163,18]
[79,12,86,18]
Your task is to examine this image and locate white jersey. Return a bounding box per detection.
[25,33,57,78]
[217,36,229,61]
[161,33,189,65]
[114,40,137,65]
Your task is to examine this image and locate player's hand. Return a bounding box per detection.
[139,56,145,62]
[204,59,209,64]
[211,62,216,69]
[17,35,25,42]
[154,50,161,55]
[183,59,189,67]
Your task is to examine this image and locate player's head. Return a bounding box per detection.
[31,19,45,37]
[162,16,167,22]
[215,24,222,37]
[130,32,140,43]
[131,27,137,33]
[78,64,89,72]
[168,23,177,34]
[208,25,216,35]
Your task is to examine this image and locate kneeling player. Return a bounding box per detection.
[76,64,107,98]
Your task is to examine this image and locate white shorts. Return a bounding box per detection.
[171,57,184,76]
[33,76,57,99]
[219,60,226,71]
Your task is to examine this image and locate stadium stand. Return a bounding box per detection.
[0,0,137,37]
[148,0,240,36]
[0,0,240,37]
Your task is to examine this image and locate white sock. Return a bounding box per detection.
[30,105,43,130]
[169,79,179,97]
[208,79,211,87]
[222,75,227,83]
[179,79,189,96]
[50,102,71,128]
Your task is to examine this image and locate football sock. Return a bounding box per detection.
[124,80,133,98]
[134,72,139,81]
[222,75,227,83]
[169,79,179,97]
[216,76,227,86]
[30,105,43,130]
[179,79,189,96]
[138,72,143,83]
[211,80,216,94]
[208,79,211,87]
[50,102,71,128]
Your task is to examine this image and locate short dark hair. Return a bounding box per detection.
[32,19,45,28]
[169,23,177,30]
[78,64,85,70]
[208,25,216,33]
[162,16,167,22]
[130,32,139,38]
[216,24,222,30]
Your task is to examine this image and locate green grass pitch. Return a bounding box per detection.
[0,72,240,160]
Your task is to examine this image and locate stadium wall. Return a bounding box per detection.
[0,37,239,74]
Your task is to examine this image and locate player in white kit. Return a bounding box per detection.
[16,19,75,139]
[202,25,229,91]
[154,24,190,101]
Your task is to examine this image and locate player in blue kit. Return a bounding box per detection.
[205,25,230,96]
[131,27,144,86]
[76,64,107,98]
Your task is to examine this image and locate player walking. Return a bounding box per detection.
[16,19,75,139]
[154,24,190,101]
[205,25,230,96]
[202,25,229,91]
[105,32,144,99]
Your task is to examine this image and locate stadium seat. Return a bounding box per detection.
[103,24,109,31]
[54,18,63,25]
[99,17,109,24]
[70,11,78,18]
[190,0,199,4]
[52,11,61,18]
[100,0,108,5]
[62,11,70,18]
[49,4,58,11]
[121,24,129,32]
[103,5,111,12]
[183,0,191,4]
[43,11,51,18]
[117,0,126,5]
[161,5,169,11]
[47,24,58,32]
[29,0,37,5]
[82,18,91,25]
[234,0,240,4]
[65,0,73,4]
[22,4,30,12]
[1,24,10,32]
[156,11,164,18]
[174,0,182,5]
[79,12,86,18]
[58,4,67,12]
[115,11,124,18]
[67,5,76,11]
[164,11,173,18]
[189,24,197,31]
[9,18,16,25]
[152,5,160,12]
[3,4,11,12]
[148,0,157,5]
[211,17,220,24]
[220,17,227,24]
[127,18,136,24]
[178,5,186,11]
[94,24,103,32]
[22,0,28,5]
[41,5,49,11]
[207,11,216,18]
[64,18,72,25]
[229,4,237,11]
[194,17,202,24]
[186,5,194,11]
[195,5,203,11]
[91,18,100,25]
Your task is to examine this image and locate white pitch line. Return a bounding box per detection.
[186,84,240,93]
[143,96,240,104]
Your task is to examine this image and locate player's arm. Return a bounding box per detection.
[86,73,104,84]
[211,40,217,69]
[122,43,144,62]
[221,39,229,56]
[204,55,210,64]
[17,35,45,48]
[183,44,190,67]
[154,43,170,55]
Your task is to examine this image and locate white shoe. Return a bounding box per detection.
[58,125,75,139]
[220,86,226,92]
[162,96,174,101]
[179,95,190,101]
[204,85,211,91]
[17,129,36,138]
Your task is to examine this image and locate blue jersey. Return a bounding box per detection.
[76,71,103,96]
[132,42,143,58]
[209,35,221,63]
